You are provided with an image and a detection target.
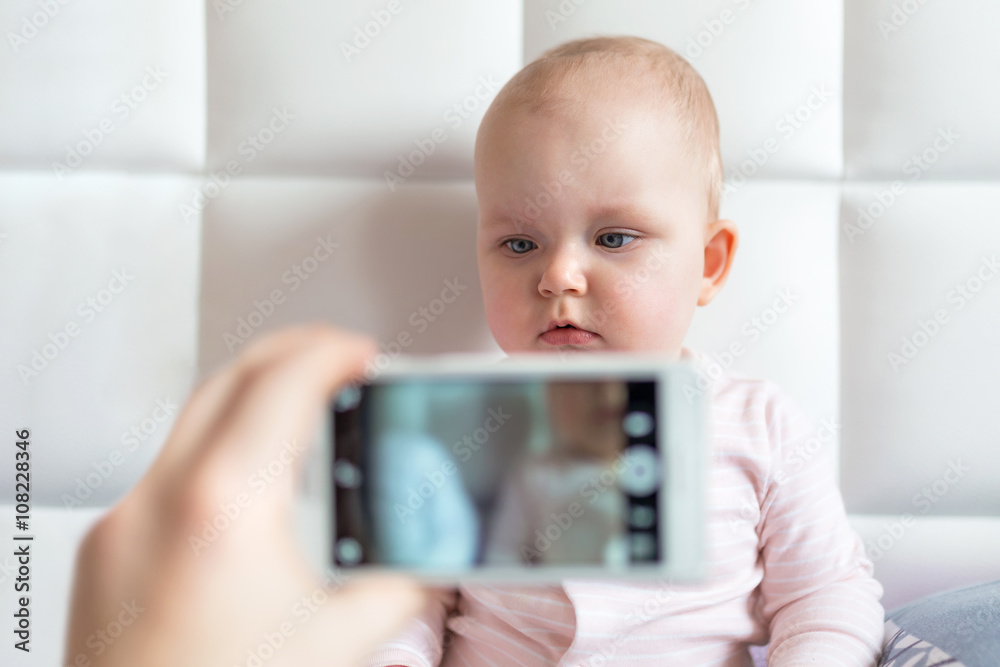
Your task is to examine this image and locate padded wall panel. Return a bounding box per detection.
[685,182,840,433]
[198,178,498,376]
[840,183,1000,516]
[524,0,844,181]
[206,0,522,177]
[844,0,1000,179]
[0,173,200,506]
[0,0,205,171]
[850,515,1000,611]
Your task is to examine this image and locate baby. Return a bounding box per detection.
[363,36,884,665]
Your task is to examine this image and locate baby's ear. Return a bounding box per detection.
[698,219,739,306]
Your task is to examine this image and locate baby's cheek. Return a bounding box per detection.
[488,292,531,351]
[632,287,691,350]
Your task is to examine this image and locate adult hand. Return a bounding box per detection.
[65,326,425,667]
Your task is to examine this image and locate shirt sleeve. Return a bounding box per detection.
[359,587,458,667]
[754,385,885,665]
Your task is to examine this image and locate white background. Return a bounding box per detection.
[1,0,999,664]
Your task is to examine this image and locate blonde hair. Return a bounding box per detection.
[478,36,723,222]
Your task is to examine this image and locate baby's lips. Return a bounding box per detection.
[544,318,591,333]
[539,327,598,346]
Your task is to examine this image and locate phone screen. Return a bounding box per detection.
[331,376,663,571]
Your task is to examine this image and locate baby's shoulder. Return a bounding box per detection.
[683,349,812,450]
[710,373,793,421]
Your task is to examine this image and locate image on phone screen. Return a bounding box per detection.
[331,377,663,572]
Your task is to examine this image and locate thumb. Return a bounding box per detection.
[312,575,427,665]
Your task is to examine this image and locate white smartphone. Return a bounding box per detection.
[299,353,706,584]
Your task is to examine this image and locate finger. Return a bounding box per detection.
[137,325,373,502]
[134,364,243,498]
[181,326,377,509]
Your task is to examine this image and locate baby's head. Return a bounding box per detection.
[474,36,738,357]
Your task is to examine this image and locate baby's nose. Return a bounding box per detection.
[537,251,588,296]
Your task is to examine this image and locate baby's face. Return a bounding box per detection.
[546,380,627,458]
[475,92,720,356]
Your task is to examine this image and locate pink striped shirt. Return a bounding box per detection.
[362,350,884,666]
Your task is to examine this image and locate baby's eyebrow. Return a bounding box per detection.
[480,214,537,233]
[589,202,658,226]
[478,202,660,232]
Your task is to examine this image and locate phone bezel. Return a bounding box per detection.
[301,353,705,584]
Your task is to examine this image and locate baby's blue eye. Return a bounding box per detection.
[505,239,537,254]
[598,233,637,249]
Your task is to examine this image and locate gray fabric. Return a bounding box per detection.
[880,580,1000,667]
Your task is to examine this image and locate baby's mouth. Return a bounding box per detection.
[540,321,598,346]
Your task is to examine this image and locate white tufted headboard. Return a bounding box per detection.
[1,1,998,664]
